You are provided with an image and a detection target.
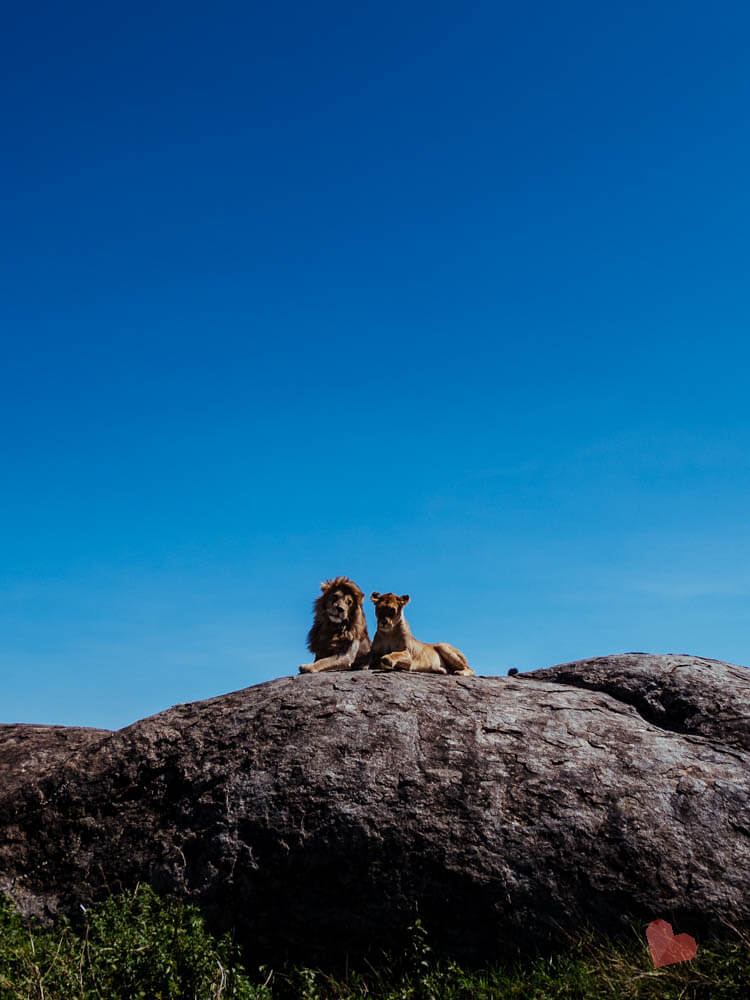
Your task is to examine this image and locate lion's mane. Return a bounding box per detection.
[307,576,370,662]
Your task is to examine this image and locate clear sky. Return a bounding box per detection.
[2,1,749,730]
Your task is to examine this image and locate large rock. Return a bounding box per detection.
[0,654,748,961]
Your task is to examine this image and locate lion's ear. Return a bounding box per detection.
[370,592,381,603]
[399,594,410,606]
[320,581,330,592]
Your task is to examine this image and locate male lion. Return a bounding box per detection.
[369,592,474,675]
[298,577,371,673]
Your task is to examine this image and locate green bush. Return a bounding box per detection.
[0,885,262,999]
[0,890,747,1000]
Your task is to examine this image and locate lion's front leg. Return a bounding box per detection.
[299,661,324,673]
[299,655,348,673]
[299,641,360,674]
[381,651,412,671]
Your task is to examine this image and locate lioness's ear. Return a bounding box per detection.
[399,594,410,606]
[370,592,381,603]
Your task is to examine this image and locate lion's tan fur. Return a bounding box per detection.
[369,592,474,676]
[298,577,371,673]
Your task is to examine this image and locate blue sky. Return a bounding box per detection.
[2,1,749,729]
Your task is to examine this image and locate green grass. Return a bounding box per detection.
[0,887,747,999]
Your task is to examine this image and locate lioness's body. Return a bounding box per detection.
[370,592,474,676]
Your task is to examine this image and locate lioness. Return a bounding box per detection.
[298,577,371,673]
[369,592,474,675]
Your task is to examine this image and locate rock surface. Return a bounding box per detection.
[0,725,110,797]
[0,654,748,961]
[523,653,750,751]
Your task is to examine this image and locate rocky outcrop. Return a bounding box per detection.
[0,654,748,962]
[0,725,110,797]
[523,653,750,751]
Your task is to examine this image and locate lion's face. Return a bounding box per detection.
[371,592,410,632]
[323,587,356,625]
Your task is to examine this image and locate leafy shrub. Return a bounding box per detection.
[0,885,263,999]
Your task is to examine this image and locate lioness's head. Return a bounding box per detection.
[371,591,410,631]
[319,577,364,625]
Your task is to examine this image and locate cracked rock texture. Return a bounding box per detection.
[0,726,110,798]
[0,654,748,960]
